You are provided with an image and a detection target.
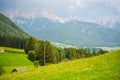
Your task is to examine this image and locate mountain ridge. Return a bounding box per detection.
[1,12,120,47]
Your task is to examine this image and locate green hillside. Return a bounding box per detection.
[0,48,120,80]
[0,13,28,37]
[0,13,29,48]
[0,47,33,73]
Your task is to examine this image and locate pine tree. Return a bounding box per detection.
[56,48,65,62]
[65,48,77,60]
[25,36,38,54]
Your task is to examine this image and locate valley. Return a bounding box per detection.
[0,0,120,79]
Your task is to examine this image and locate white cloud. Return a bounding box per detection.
[74,0,82,8]
[1,9,72,23]
[107,0,120,13]
[71,0,84,9]
[0,0,120,24]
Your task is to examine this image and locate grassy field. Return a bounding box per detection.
[97,47,120,51]
[0,47,24,53]
[0,47,33,73]
[0,47,120,80]
[52,42,76,48]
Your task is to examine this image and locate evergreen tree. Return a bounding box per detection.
[92,50,97,56]
[25,36,38,54]
[86,49,91,57]
[76,48,86,58]
[56,48,65,62]
[65,48,77,60]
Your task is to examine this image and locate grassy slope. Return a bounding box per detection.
[0,47,33,72]
[0,49,120,80]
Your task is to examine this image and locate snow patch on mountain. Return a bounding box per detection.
[1,9,120,28]
[100,17,120,28]
[1,9,80,23]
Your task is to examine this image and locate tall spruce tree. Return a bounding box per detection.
[25,36,38,54]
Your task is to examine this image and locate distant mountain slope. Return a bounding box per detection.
[0,13,28,37]
[113,21,120,32]
[0,13,29,48]
[13,17,120,47]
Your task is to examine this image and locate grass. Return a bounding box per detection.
[0,47,24,53]
[0,47,33,73]
[0,47,120,80]
[52,42,76,48]
[97,47,120,51]
[0,52,33,67]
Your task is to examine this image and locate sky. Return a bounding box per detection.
[0,0,120,23]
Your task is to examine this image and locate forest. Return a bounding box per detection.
[0,13,28,49]
[25,36,108,66]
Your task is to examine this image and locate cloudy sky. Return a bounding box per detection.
[0,0,120,23]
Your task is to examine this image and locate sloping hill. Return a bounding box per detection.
[0,47,33,73]
[0,49,120,80]
[0,13,29,48]
[0,47,33,67]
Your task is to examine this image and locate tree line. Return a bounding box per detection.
[0,35,27,49]
[25,36,108,66]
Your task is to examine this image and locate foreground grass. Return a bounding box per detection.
[0,49,120,80]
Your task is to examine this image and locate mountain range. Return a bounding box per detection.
[1,12,120,47]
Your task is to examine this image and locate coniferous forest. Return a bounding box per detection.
[0,13,28,49]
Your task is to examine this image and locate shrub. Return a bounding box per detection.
[34,60,39,67]
[28,50,36,61]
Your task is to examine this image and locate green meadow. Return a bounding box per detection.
[0,47,120,80]
[0,47,33,73]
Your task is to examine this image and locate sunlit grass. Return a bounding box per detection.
[0,47,24,53]
[0,52,33,67]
